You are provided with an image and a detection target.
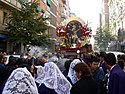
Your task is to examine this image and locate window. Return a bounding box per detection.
[3,12,7,25]
[51,2,56,15]
[47,0,51,7]
[50,14,56,27]
[36,6,41,13]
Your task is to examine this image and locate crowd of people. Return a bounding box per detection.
[0,51,125,94]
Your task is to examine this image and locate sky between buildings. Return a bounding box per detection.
[68,0,102,45]
[69,0,101,32]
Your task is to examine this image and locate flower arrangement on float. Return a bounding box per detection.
[56,26,92,38]
[80,25,92,37]
[56,25,92,49]
[56,26,66,37]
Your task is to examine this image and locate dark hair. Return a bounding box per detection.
[83,58,91,63]
[43,52,48,58]
[73,63,92,78]
[16,58,28,67]
[83,58,92,67]
[64,59,72,71]
[0,53,3,61]
[8,55,16,65]
[16,58,35,76]
[94,52,100,57]
[104,53,116,66]
[91,57,100,63]
[99,52,106,58]
[117,54,121,58]
[119,54,125,61]
[118,60,124,69]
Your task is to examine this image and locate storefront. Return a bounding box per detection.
[0,34,7,52]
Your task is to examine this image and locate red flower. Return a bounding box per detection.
[56,26,66,37]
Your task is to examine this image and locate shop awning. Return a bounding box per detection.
[0,34,7,38]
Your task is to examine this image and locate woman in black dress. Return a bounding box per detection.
[70,62,98,94]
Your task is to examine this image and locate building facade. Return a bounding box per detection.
[0,0,22,53]
[0,0,70,53]
[99,0,125,51]
[100,0,109,27]
[37,0,70,52]
[108,0,125,51]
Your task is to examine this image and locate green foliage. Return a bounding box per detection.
[5,0,50,47]
[95,25,116,51]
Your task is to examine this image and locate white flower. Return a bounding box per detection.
[8,81,17,89]
[14,71,24,80]
[17,82,28,92]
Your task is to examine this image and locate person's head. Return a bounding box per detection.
[67,59,81,84]
[87,44,92,52]
[40,62,72,93]
[39,58,46,67]
[73,62,92,79]
[118,60,124,69]
[16,58,27,67]
[119,54,125,61]
[118,54,125,69]
[1,56,6,64]
[43,52,49,60]
[0,53,4,63]
[104,53,116,70]
[8,55,16,65]
[2,67,38,93]
[83,57,91,67]
[64,59,72,72]
[99,51,106,61]
[90,57,100,71]
[20,53,25,58]
[16,58,35,77]
[94,52,100,57]
[117,54,121,61]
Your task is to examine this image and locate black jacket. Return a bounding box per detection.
[70,76,98,94]
[38,84,57,94]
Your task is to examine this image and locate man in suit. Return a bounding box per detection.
[98,52,107,75]
[104,53,125,94]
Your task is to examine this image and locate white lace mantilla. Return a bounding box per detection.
[2,67,38,94]
[68,59,81,84]
[35,62,72,94]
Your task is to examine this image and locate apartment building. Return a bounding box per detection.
[0,0,22,53]
[100,0,109,27]
[38,0,70,52]
[0,0,70,53]
[108,0,125,51]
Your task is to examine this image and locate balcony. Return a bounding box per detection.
[0,0,21,10]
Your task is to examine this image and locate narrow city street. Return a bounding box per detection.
[0,0,125,94]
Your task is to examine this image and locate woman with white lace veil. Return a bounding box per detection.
[67,59,82,84]
[2,67,39,94]
[35,62,72,94]
[35,65,44,87]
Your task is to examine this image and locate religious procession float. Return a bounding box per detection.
[55,16,92,58]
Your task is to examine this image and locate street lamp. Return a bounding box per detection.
[76,50,80,58]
